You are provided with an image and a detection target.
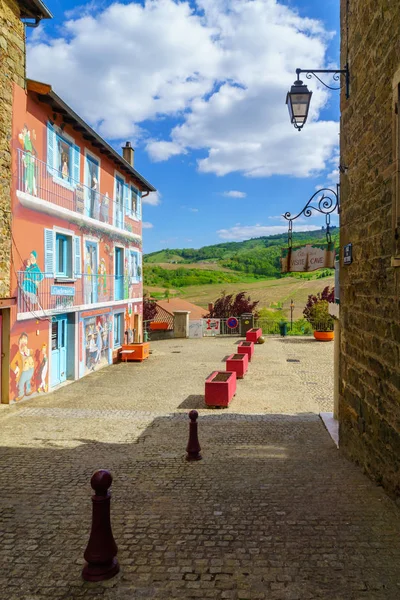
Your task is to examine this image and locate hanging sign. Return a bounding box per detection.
[281,242,335,273]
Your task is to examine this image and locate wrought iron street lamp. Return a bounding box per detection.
[286,65,350,131]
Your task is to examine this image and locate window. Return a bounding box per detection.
[47,122,80,188]
[55,233,73,278]
[129,249,142,283]
[113,312,124,348]
[44,229,81,279]
[130,186,142,220]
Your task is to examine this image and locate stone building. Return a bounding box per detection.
[339,0,400,497]
[0,0,52,298]
[0,0,52,401]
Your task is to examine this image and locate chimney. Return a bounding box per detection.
[122,141,134,167]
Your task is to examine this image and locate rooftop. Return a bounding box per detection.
[27,79,156,193]
[18,0,52,20]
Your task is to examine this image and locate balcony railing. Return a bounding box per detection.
[16,149,141,234]
[17,272,137,314]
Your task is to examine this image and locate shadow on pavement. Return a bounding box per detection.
[1,411,399,599]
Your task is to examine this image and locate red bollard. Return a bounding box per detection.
[186,409,202,461]
[82,470,120,582]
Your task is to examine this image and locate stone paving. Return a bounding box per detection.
[1,337,400,599]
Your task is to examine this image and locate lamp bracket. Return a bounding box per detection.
[283,185,340,247]
[296,64,350,99]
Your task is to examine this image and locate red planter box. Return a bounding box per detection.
[205,371,237,407]
[226,353,249,379]
[237,341,255,361]
[246,328,262,343]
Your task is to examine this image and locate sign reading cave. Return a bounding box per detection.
[281,242,335,273]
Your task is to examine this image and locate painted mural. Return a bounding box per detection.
[18,125,37,196]
[83,313,112,374]
[20,249,44,308]
[9,324,49,402]
[8,82,146,402]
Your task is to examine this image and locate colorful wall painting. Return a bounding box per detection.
[20,249,44,308]
[82,313,112,375]
[9,321,49,402]
[18,124,37,196]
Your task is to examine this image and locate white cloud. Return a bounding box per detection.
[142,222,154,229]
[222,190,247,198]
[28,0,339,178]
[217,224,321,241]
[143,191,161,206]
[190,208,199,212]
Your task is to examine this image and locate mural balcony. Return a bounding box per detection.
[16,149,141,243]
[16,272,141,320]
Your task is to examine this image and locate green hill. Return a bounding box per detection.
[144,227,339,285]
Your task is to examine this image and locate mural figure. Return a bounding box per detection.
[90,174,100,220]
[18,124,37,196]
[61,152,69,180]
[57,138,71,180]
[124,257,129,299]
[98,258,107,299]
[84,314,111,373]
[21,250,44,307]
[38,344,48,393]
[84,251,93,304]
[10,332,35,401]
[95,320,103,366]
[100,192,109,223]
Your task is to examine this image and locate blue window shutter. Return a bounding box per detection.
[44,228,55,278]
[46,122,55,175]
[124,183,130,213]
[74,235,81,278]
[137,191,142,219]
[73,145,80,185]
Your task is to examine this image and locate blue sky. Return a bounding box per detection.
[28,0,340,253]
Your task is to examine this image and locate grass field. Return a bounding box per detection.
[145,275,334,320]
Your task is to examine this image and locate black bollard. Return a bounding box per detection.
[186,410,202,461]
[82,470,120,582]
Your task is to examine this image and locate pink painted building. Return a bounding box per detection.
[5,79,155,402]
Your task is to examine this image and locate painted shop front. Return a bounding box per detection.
[5,79,155,403]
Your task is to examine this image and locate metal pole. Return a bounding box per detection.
[290,299,294,331]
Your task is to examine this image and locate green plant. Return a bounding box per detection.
[305,300,334,331]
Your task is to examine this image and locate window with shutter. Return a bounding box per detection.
[124,183,130,215]
[74,236,82,278]
[46,122,56,175]
[73,145,80,184]
[137,190,142,220]
[44,228,55,278]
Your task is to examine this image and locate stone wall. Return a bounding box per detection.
[0,0,25,298]
[339,0,400,497]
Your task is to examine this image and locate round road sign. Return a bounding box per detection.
[227,317,239,329]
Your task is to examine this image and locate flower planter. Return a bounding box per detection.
[246,328,262,343]
[237,341,255,362]
[313,331,334,342]
[121,342,150,362]
[226,353,249,379]
[205,371,237,407]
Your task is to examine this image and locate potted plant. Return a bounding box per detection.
[303,286,335,341]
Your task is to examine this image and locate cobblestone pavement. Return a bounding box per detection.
[1,337,400,599]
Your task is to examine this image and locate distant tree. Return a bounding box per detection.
[206,291,259,318]
[143,298,157,321]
